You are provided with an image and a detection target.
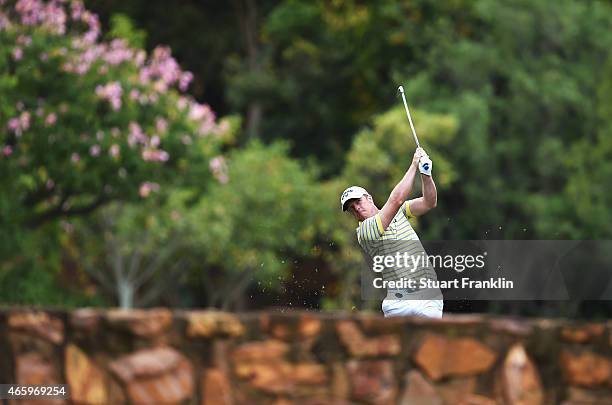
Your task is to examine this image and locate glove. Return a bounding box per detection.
[419,155,432,176]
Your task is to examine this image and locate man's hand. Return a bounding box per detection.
[411,147,425,167]
[411,147,433,176]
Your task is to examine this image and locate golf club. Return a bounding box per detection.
[398,85,420,148]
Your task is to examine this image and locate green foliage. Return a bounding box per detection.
[107,13,147,48]
[164,141,331,308]
[0,224,104,307]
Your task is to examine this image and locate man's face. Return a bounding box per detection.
[347,195,377,221]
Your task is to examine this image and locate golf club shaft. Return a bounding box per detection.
[398,86,420,148]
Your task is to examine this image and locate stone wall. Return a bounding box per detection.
[0,308,611,404]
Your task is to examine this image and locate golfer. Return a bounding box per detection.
[341,147,443,318]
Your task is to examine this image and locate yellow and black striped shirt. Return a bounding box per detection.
[356,201,438,295]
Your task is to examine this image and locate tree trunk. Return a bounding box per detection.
[232,0,262,139]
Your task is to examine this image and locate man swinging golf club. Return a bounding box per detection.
[340,86,443,318]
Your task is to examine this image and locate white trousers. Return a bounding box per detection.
[382,299,444,318]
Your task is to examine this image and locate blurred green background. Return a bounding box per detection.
[1,0,611,317]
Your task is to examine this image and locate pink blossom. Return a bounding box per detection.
[134,50,145,66]
[71,152,80,163]
[95,81,123,111]
[177,97,188,110]
[128,122,147,147]
[12,47,23,60]
[150,135,160,148]
[7,118,21,135]
[19,111,31,131]
[70,0,84,20]
[103,39,133,65]
[46,178,54,189]
[209,155,229,184]
[189,104,206,121]
[0,12,10,31]
[109,144,120,158]
[16,0,67,34]
[45,113,57,126]
[209,156,225,172]
[129,89,140,100]
[155,117,168,134]
[142,149,169,162]
[80,10,100,43]
[2,145,13,157]
[16,35,32,46]
[139,181,160,198]
[111,127,120,137]
[40,52,48,61]
[139,46,183,90]
[89,144,101,157]
[179,71,193,91]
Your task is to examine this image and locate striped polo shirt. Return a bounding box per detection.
[356,201,438,298]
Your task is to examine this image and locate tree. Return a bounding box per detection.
[167,141,331,310]
[69,201,186,309]
[0,0,223,255]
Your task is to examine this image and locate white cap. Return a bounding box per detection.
[340,186,369,211]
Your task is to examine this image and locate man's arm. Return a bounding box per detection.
[378,148,423,230]
[407,173,437,216]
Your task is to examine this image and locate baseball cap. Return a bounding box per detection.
[340,186,369,211]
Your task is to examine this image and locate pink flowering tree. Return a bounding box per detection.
[0,0,223,232]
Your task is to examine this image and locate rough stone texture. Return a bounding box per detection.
[347,360,396,404]
[560,350,611,387]
[186,310,245,338]
[336,320,401,357]
[331,362,350,400]
[232,339,289,362]
[399,370,442,405]
[71,308,102,335]
[501,344,544,405]
[108,347,194,404]
[235,361,327,394]
[561,324,606,344]
[201,368,232,405]
[413,333,497,381]
[65,344,108,404]
[105,308,172,338]
[15,352,60,385]
[14,352,65,405]
[488,318,533,337]
[436,376,477,404]
[8,311,64,344]
[1,309,612,404]
[232,339,326,395]
[563,387,612,404]
[457,395,498,405]
[299,315,322,339]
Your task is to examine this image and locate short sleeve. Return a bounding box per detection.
[401,201,414,219]
[357,214,384,244]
